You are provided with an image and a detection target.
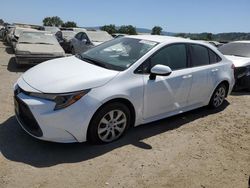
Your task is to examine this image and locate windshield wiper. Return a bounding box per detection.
[77,54,108,69]
[18,42,34,44]
[35,42,53,45]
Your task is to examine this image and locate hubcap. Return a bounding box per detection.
[213,87,226,107]
[98,110,127,142]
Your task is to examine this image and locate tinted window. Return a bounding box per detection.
[218,42,250,57]
[75,33,82,40]
[209,49,221,64]
[190,44,209,67]
[150,44,187,70]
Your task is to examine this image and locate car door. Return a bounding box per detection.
[142,43,193,120]
[186,44,215,106]
[79,33,92,53]
[72,32,83,53]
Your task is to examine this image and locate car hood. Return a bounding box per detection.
[20,56,119,93]
[16,43,65,55]
[225,55,250,67]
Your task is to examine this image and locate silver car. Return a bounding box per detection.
[15,31,65,66]
[70,30,113,54]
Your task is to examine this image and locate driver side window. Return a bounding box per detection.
[150,44,187,71]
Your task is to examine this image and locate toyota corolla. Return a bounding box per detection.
[14,36,235,143]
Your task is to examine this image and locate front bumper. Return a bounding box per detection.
[14,84,101,143]
[15,55,64,65]
[234,66,250,90]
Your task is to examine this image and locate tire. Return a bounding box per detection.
[88,102,131,144]
[209,83,227,109]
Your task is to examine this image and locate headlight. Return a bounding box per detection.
[29,90,90,110]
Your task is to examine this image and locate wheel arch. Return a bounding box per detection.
[87,97,136,140]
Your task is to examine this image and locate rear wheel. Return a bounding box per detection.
[88,103,131,144]
[209,83,227,108]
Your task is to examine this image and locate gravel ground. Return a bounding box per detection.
[0,40,249,188]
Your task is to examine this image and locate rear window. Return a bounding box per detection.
[190,44,209,67]
[218,42,250,57]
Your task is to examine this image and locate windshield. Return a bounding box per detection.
[218,42,250,57]
[18,32,59,45]
[86,31,113,42]
[79,37,158,71]
[62,31,76,40]
[14,28,36,37]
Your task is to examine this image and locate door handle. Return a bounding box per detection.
[211,69,219,72]
[182,75,192,79]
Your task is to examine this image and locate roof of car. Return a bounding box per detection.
[231,40,250,44]
[126,35,194,43]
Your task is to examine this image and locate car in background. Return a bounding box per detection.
[11,27,37,50]
[43,26,60,35]
[15,31,65,66]
[70,30,113,54]
[14,36,234,143]
[219,41,250,91]
[111,33,128,38]
[61,30,76,53]
[60,27,87,33]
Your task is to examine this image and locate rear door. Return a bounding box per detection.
[187,44,220,106]
[143,43,193,120]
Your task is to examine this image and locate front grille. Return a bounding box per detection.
[15,95,43,137]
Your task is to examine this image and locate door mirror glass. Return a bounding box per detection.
[150,64,172,80]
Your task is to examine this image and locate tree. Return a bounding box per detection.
[100,24,117,34]
[118,25,137,35]
[205,33,213,41]
[151,26,162,35]
[43,16,63,27]
[62,21,77,28]
[0,19,4,25]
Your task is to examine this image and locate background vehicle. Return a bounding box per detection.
[10,27,37,51]
[112,33,128,38]
[43,26,60,35]
[15,31,65,65]
[219,41,250,91]
[14,36,234,144]
[60,30,76,53]
[70,30,113,54]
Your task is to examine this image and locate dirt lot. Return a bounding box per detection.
[0,40,249,188]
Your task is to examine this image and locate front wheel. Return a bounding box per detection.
[209,84,227,108]
[88,103,131,144]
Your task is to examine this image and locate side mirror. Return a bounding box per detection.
[149,64,172,80]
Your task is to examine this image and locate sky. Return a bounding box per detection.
[0,0,249,34]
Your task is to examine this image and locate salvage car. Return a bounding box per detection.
[70,30,113,54]
[15,31,65,66]
[11,27,37,50]
[219,41,250,91]
[14,36,234,143]
[61,30,76,53]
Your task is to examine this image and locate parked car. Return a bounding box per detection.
[218,41,250,91]
[60,27,87,33]
[60,30,76,53]
[11,27,37,51]
[112,33,128,38]
[14,36,234,143]
[15,31,65,66]
[70,30,113,54]
[43,26,60,35]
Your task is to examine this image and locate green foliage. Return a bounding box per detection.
[175,32,250,42]
[43,16,63,27]
[100,24,117,34]
[118,25,137,35]
[151,26,163,35]
[62,21,77,28]
[0,19,4,25]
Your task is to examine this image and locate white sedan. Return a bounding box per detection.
[14,35,235,143]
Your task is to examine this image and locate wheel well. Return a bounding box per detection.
[87,98,136,140]
[219,80,230,97]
